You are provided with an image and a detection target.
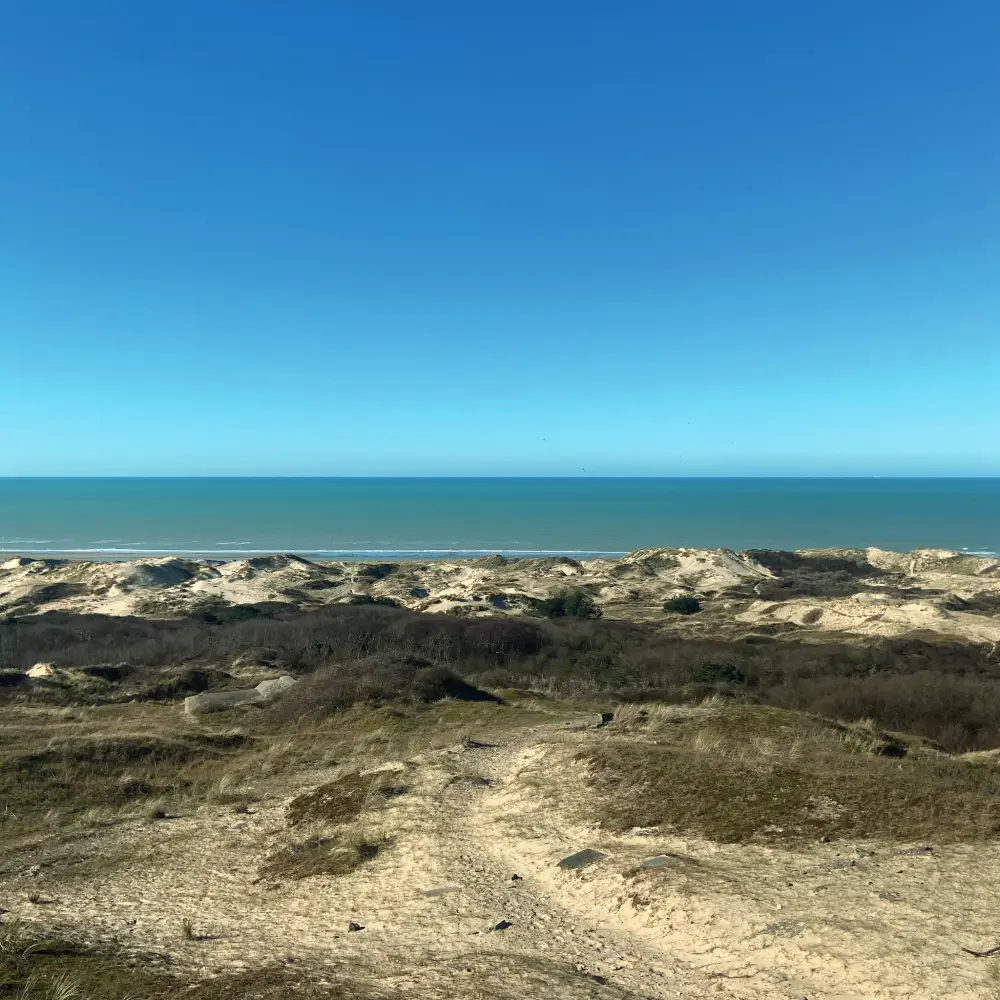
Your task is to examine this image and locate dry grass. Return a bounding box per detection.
[1,923,648,1000]
[583,703,1000,843]
[258,819,392,882]
[287,771,379,826]
[0,724,251,818]
[287,770,409,827]
[1,916,396,999]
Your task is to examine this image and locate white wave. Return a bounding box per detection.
[0,546,628,558]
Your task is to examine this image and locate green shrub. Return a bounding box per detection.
[697,662,746,685]
[344,594,400,608]
[664,595,702,615]
[535,590,601,619]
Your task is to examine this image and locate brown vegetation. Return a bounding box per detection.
[583,704,1000,844]
[257,828,389,882]
[3,603,1000,751]
[0,917,387,999]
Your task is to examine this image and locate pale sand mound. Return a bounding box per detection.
[617,547,770,591]
[735,595,1000,642]
[113,558,196,589]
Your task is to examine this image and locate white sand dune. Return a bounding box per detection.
[1,546,999,643]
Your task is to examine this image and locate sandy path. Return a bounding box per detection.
[6,717,1000,998]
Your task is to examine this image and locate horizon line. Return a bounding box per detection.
[2,475,1000,481]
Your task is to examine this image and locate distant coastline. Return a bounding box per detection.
[1,477,998,558]
[0,548,631,561]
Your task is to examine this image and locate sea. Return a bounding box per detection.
[0,478,997,559]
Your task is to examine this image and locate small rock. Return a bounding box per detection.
[490,920,513,931]
[895,846,934,857]
[588,973,608,984]
[558,849,609,870]
[421,886,460,897]
[347,922,365,932]
[511,874,523,881]
[827,859,855,870]
[878,891,901,902]
[639,854,675,869]
[761,920,804,938]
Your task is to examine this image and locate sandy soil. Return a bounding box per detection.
[6,710,999,999]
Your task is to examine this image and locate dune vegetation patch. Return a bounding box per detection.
[287,772,380,827]
[258,825,390,882]
[0,917,387,1000]
[0,731,253,822]
[583,705,1000,844]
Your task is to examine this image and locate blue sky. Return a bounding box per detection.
[1,1,998,476]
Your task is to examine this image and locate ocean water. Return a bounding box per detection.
[0,478,997,559]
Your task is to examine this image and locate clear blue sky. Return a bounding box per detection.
[1,1,998,476]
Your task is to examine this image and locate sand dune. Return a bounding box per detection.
[1,546,999,644]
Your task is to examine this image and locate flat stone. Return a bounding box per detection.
[827,859,855,869]
[879,891,901,902]
[639,854,675,869]
[184,689,262,715]
[557,849,609,870]
[255,674,297,700]
[895,846,934,856]
[421,886,461,897]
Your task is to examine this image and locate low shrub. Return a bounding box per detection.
[5,605,1000,752]
[697,662,746,685]
[534,590,601,619]
[265,656,498,724]
[343,594,400,607]
[664,596,702,615]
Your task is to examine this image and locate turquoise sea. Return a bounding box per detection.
[0,478,997,558]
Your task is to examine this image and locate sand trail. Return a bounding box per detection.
[6,713,1000,998]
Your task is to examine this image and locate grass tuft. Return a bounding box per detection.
[286,772,376,827]
[259,822,391,882]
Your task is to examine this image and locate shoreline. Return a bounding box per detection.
[1,545,997,562]
[0,549,631,562]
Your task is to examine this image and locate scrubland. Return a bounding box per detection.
[3,550,1000,998]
